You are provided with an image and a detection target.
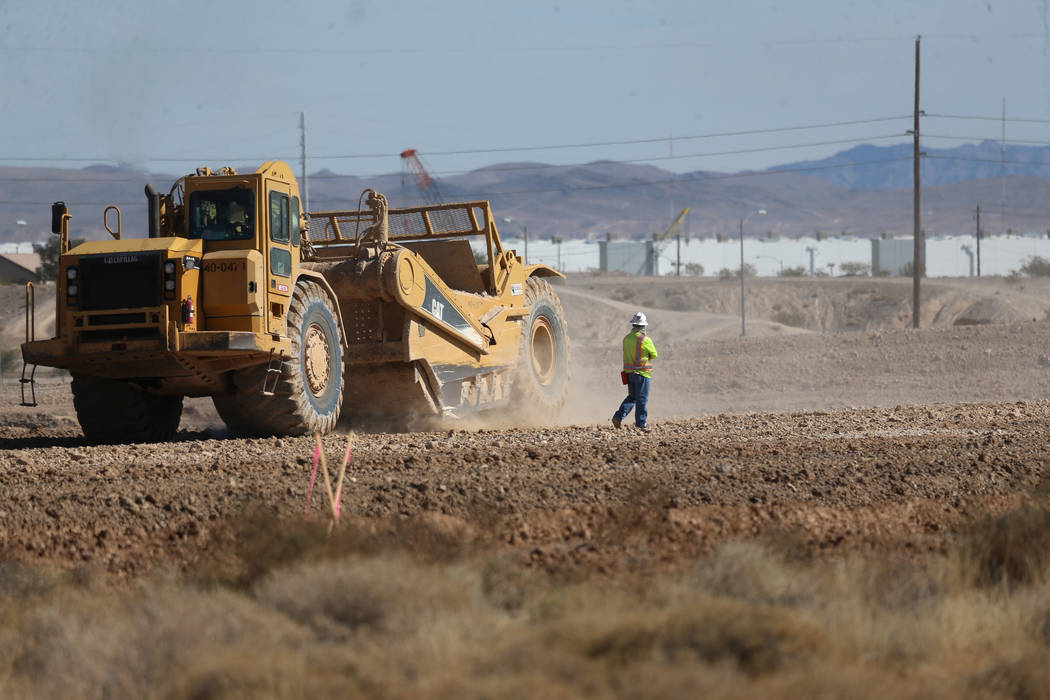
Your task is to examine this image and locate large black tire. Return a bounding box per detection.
[71,373,183,444]
[510,277,571,414]
[213,280,344,436]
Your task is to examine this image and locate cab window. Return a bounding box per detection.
[291,196,301,247]
[270,191,289,243]
[188,188,254,241]
[270,248,292,277]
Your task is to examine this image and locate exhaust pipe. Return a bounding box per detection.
[145,184,161,238]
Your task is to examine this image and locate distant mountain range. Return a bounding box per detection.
[772,140,1050,189]
[3,140,1050,245]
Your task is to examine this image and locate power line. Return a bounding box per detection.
[925,113,1050,125]
[926,154,1050,167]
[923,133,1050,147]
[305,117,912,160]
[309,157,915,203]
[0,132,908,184]
[424,134,908,174]
[0,116,910,164]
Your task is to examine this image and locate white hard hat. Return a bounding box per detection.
[631,312,648,326]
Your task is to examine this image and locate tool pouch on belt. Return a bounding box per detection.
[621,371,629,385]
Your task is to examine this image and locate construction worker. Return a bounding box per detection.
[612,311,657,430]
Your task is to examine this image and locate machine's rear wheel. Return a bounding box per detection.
[510,277,570,414]
[71,373,183,444]
[213,280,344,436]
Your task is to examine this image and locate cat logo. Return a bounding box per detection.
[430,298,445,320]
[104,255,139,264]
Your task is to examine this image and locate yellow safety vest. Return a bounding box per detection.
[622,330,657,377]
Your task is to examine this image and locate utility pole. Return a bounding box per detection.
[911,35,922,329]
[976,204,982,277]
[675,234,681,276]
[299,112,309,212]
[1001,98,1006,235]
[740,218,746,336]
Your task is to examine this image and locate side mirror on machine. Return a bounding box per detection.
[51,202,68,235]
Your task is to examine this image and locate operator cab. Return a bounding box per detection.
[178,162,303,335]
[188,188,254,241]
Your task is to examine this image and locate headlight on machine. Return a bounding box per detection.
[67,283,78,296]
[163,258,178,298]
[66,267,78,280]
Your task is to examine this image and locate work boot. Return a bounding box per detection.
[637,425,650,433]
[611,416,622,429]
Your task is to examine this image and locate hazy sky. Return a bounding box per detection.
[3,0,1050,178]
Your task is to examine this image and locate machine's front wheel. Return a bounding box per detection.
[213,280,344,436]
[510,277,571,415]
[72,373,183,443]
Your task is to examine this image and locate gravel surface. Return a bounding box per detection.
[1,401,1046,577]
[2,276,1049,579]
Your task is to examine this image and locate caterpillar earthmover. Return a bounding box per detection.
[20,161,570,442]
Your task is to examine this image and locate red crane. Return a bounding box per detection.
[399,149,444,205]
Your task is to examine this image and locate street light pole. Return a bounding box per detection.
[502,218,529,264]
[739,209,766,337]
[756,255,782,275]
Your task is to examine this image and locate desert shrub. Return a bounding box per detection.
[963,503,1050,589]
[1019,256,1050,277]
[0,562,59,600]
[579,599,824,676]
[253,556,480,639]
[0,581,313,699]
[900,261,925,277]
[771,310,808,328]
[839,261,870,276]
[718,264,756,280]
[778,266,806,277]
[692,542,818,606]
[211,506,358,587]
[482,554,547,612]
[684,262,704,277]
[204,507,484,588]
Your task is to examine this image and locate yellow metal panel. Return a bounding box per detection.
[201,249,264,332]
[69,237,204,256]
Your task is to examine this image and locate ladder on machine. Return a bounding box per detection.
[20,282,37,407]
[262,348,285,396]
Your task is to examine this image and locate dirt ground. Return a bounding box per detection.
[5,275,1050,699]
[2,274,1050,577]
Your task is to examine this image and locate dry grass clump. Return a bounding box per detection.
[253,555,484,640]
[4,500,1050,697]
[962,500,1050,589]
[202,504,484,588]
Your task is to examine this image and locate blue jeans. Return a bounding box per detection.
[614,373,650,427]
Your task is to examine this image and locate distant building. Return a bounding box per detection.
[870,239,925,276]
[0,253,41,284]
[599,240,659,275]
